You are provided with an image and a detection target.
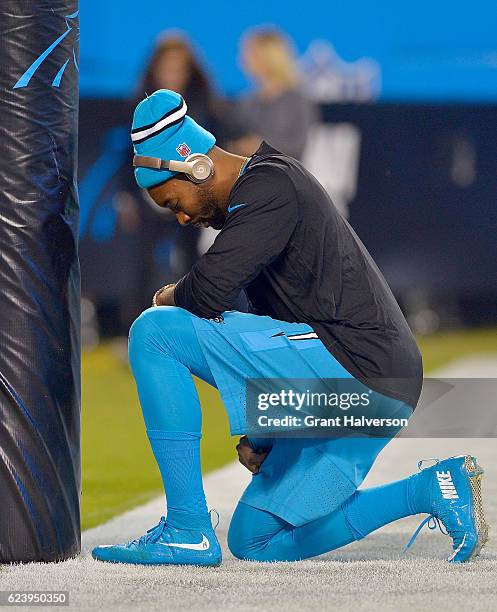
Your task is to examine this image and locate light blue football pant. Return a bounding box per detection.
[128,306,417,561]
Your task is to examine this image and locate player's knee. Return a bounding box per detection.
[128,306,193,366]
[227,534,268,562]
[227,513,264,561]
[128,307,172,359]
[128,306,184,345]
[128,307,157,351]
[227,524,251,560]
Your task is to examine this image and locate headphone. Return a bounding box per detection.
[133,153,214,184]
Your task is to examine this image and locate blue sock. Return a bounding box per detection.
[147,430,211,530]
[342,472,431,539]
[408,470,433,515]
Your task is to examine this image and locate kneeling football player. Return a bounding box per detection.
[92,90,488,566]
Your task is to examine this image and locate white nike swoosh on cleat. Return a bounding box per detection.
[447,532,467,561]
[158,534,210,551]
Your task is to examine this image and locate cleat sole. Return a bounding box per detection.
[463,455,489,561]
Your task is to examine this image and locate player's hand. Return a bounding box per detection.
[152,283,176,307]
[236,436,268,474]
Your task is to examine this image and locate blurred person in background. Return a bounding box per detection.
[139,32,237,140]
[231,27,316,160]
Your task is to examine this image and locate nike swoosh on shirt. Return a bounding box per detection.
[158,534,210,551]
[227,202,248,214]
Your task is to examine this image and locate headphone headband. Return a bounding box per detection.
[133,155,168,170]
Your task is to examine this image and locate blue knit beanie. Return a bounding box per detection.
[131,89,216,188]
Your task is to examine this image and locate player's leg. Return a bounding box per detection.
[228,457,444,563]
[127,306,215,530]
[215,310,488,563]
[92,306,222,566]
[228,454,488,563]
[228,501,356,562]
[91,306,327,565]
[343,454,488,562]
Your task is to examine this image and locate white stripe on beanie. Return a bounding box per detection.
[131,98,187,143]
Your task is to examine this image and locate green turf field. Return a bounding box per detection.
[82,327,497,530]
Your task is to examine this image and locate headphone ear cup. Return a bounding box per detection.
[187,154,214,183]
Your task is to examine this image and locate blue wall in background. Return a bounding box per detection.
[80,0,497,101]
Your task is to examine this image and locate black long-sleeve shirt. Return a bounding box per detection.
[175,142,423,408]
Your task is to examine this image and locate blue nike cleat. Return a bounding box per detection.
[405,455,489,563]
[92,516,222,566]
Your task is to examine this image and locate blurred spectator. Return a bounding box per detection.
[231,28,316,160]
[138,31,243,145]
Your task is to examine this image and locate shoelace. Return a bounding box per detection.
[135,516,167,546]
[404,457,447,554]
[131,511,219,548]
[130,511,220,549]
[404,515,448,553]
[417,457,439,471]
[404,457,470,555]
[209,508,220,530]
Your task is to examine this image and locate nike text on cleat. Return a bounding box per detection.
[405,455,489,563]
[436,470,459,499]
[91,516,222,566]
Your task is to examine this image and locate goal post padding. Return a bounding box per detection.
[0,1,81,563]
